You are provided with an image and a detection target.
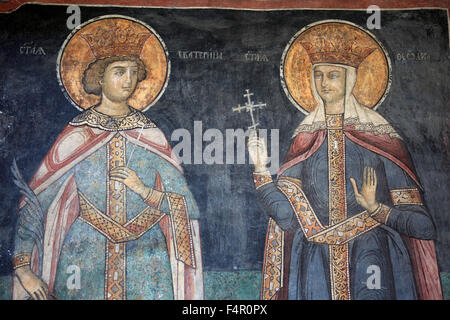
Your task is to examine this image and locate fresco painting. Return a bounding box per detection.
[0,1,448,301]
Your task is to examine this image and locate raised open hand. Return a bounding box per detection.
[350,166,379,213]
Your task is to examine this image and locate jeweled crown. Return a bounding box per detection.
[80,25,150,59]
[300,25,377,68]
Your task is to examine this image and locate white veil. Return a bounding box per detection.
[293,63,400,139]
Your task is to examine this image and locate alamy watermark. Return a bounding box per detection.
[66,264,81,290]
[171,121,280,175]
[366,264,381,289]
[367,5,381,30]
[66,5,81,30]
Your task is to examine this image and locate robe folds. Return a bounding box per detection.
[257,60,443,300]
[256,120,443,300]
[12,108,204,300]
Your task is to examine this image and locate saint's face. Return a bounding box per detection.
[313,65,346,105]
[101,60,139,103]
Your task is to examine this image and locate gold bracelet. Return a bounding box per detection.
[144,188,165,208]
[371,203,393,224]
[253,171,273,190]
[369,203,382,215]
[12,253,31,270]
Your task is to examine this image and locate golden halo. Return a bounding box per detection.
[57,15,170,112]
[281,20,392,115]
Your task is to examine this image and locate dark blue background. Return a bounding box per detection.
[0,5,448,275]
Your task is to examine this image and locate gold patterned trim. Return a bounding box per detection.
[277,178,381,245]
[79,192,165,243]
[12,253,31,270]
[278,176,302,188]
[167,193,196,268]
[105,134,127,300]
[261,218,284,300]
[292,117,402,139]
[329,244,350,300]
[277,178,324,238]
[309,211,381,244]
[326,114,347,225]
[70,107,156,131]
[253,171,273,190]
[265,177,384,301]
[79,191,196,268]
[144,188,165,209]
[292,121,327,136]
[326,113,344,129]
[390,188,423,206]
[371,203,393,224]
[326,113,350,300]
[328,116,349,300]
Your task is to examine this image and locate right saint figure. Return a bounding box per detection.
[248,20,443,300]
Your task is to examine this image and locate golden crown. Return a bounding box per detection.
[300,25,377,68]
[80,25,150,59]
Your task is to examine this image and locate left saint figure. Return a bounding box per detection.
[11,16,204,300]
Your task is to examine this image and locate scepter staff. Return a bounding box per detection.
[232,89,266,132]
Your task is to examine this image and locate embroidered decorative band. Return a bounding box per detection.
[70,108,156,131]
[105,134,127,300]
[79,191,196,268]
[261,177,393,300]
[390,188,423,206]
[167,193,196,268]
[12,253,31,269]
[79,192,165,242]
[261,217,284,300]
[326,113,350,301]
[277,177,324,238]
[277,177,383,245]
[309,211,381,244]
[370,203,393,224]
[144,188,165,209]
[253,171,273,189]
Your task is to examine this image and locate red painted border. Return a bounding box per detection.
[0,0,449,13]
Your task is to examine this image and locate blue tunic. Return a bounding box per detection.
[256,136,436,300]
[14,140,200,300]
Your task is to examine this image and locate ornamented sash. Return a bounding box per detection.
[325,114,350,300]
[276,178,381,245]
[261,177,383,301]
[261,217,284,300]
[105,134,127,300]
[79,192,166,242]
[390,188,423,206]
[167,193,196,268]
[78,133,196,300]
[79,191,197,267]
[260,116,390,300]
